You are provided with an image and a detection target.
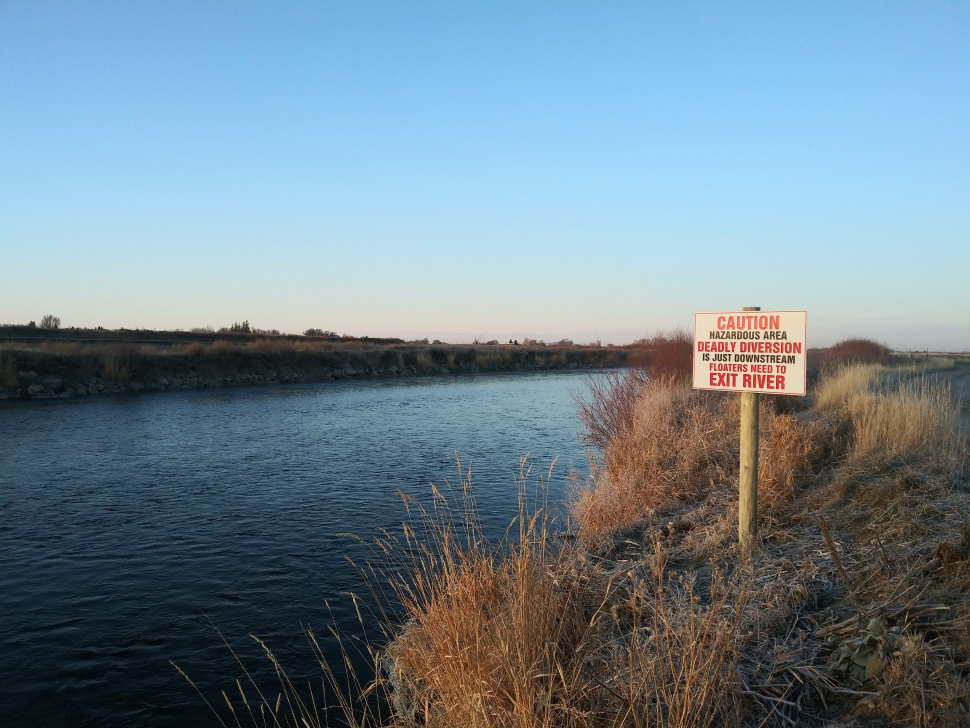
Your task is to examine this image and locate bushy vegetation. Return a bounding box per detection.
[812,338,894,369]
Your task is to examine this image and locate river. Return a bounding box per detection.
[0,372,593,727]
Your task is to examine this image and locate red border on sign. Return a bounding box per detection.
[692,311,807,396]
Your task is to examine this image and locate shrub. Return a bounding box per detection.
[574,367,649,451]
[630,328,693,382]
[817,338,893,368]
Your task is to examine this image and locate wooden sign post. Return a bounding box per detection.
[692,309,808,545]
[738,306,760,544]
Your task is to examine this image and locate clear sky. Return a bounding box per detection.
[2,2,968,349]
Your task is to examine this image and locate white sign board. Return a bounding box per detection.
[693,311,807,395]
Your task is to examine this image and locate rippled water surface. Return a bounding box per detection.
[0,372,592,727]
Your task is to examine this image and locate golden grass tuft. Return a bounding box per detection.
[816,364,966,471]
[415,350,435,371]
[815,363,882,410]
[380,467,751,728]
[848,376,965,469]
[573,379,738,538]
[758,414,828,509]
[99,347,131,382]
[207,339,234,356]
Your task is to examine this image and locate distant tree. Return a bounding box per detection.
[228,320,251,333]
[28,320,36,328]
[40,314,61,330]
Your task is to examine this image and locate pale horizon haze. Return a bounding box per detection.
[2,2,968,349]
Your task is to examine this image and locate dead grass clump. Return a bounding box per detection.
[758,415,828,509]
[47,340,83,356]
[848,377,965,470]
[573,380,738,538]
[207,339,234,356]
[415,350,435,371]
[0,353,16,387]
[870,632,970,728]
[382,470,754,728]
[184,341,205,356]
[815,363,882,410]
[384,483,589,728]
[601,539,747,728]
[817,364,966,471]
[99,346,132,382]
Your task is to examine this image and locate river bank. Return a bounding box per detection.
[0,336,628,401]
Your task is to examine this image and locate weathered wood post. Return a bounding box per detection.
[738,305,760,544]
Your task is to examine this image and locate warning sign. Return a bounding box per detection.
[693,311,807,395]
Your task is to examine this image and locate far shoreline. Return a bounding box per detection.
[0,326,631,402]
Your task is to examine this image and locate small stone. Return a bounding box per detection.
[26,383,45,396]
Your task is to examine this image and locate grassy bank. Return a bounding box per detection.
[186,339,970,727]
[0,333,629,400]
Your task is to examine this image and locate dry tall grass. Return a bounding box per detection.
[187,355,970,728]
[573,381,738,538]
[817,364,966,470]
[99,347,132,382]
[0,352,16,387]
[384,482,588,728]
[377,468,753,728]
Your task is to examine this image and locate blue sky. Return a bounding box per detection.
[2,2,968,349]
